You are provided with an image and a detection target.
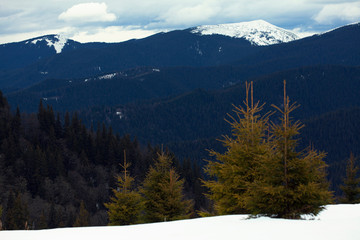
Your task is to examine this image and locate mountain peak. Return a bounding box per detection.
[191,20,299,46]
[25,34,68,54]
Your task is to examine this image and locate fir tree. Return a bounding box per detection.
[0,204,3,230]
[73,201,90,227]
[48,203,58,229]
[38,211,48,229]
[202,82,271,215]
[340,153,360,203]
[141,151,193,222]
[245,81,332,218]
[11,107,21,139]
[204,81,332,218]
[105,151,143,225]
[4,192,29,230]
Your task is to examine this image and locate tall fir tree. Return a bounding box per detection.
[340,153,360,203]
[105,151,143,225]
[141,151,193,222]
[245,81,332,218]
[202,82,271,215]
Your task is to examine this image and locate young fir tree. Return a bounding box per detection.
[340,153,360,203]
[245,81,332,218]
[141,151,193,223]
[73,201,90,227]
[105,151,143,225]
[202,82,271,215]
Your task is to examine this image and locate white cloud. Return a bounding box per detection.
[314,2,360,24]
[58,2,116,23]
[1,0,359,44]
[291,28,318,38]
[0,25,157,44]
[70,26,158,43]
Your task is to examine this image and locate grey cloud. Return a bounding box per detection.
[0,0,358,43]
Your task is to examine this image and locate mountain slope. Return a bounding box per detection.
[70,65,360,193]
[95,65,360,143]
[0,34,114,72]
[191,20,299,46]
[5,65,249,112]
[1,21,359,92]
[0,20,299,91]
[236,22,360,70]
[0,35,77,71]
[0,31,259,91]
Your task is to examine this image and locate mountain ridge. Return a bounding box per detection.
[190,19,300,46]
[24,34,69,54]
[4,22,360,112]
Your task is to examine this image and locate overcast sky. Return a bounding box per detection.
[0,0,359,44]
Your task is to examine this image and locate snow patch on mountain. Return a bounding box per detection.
[98,73,118,80]
[191,20,300,46]
[26,35,68,53]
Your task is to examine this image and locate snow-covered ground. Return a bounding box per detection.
[1,204,359,240]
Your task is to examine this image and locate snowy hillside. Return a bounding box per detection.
[1,204,359,240]
[25,35,68,54]
[191,20,299,46]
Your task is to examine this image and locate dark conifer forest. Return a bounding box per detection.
[0,92,204,229]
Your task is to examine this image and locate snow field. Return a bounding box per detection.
[1,204,359,240]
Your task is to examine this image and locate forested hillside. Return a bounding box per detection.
[71,65,360,194]
[0,92,203,229]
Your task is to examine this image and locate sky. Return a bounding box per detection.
[0,0,360,44]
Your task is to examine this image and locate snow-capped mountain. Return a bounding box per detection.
[0,34,107,71]
[25,34,68,54]
[0,34,77,71]
[191,20,300,46]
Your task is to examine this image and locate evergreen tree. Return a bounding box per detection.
[141,151,193,222]
[203,81,332,218]
[63,112,71,139]
[55,113,63,138]
[340,153,360,203]
[4,192,29,230]
[73,201,90,227]
[0,204,3,230]
[245,81,332,218]
[48,203,59,229]
[105,151,143,225]
[38,211,48,229]
[11,107,21,139]
[202,82,271,215]
[0,90,10,142]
